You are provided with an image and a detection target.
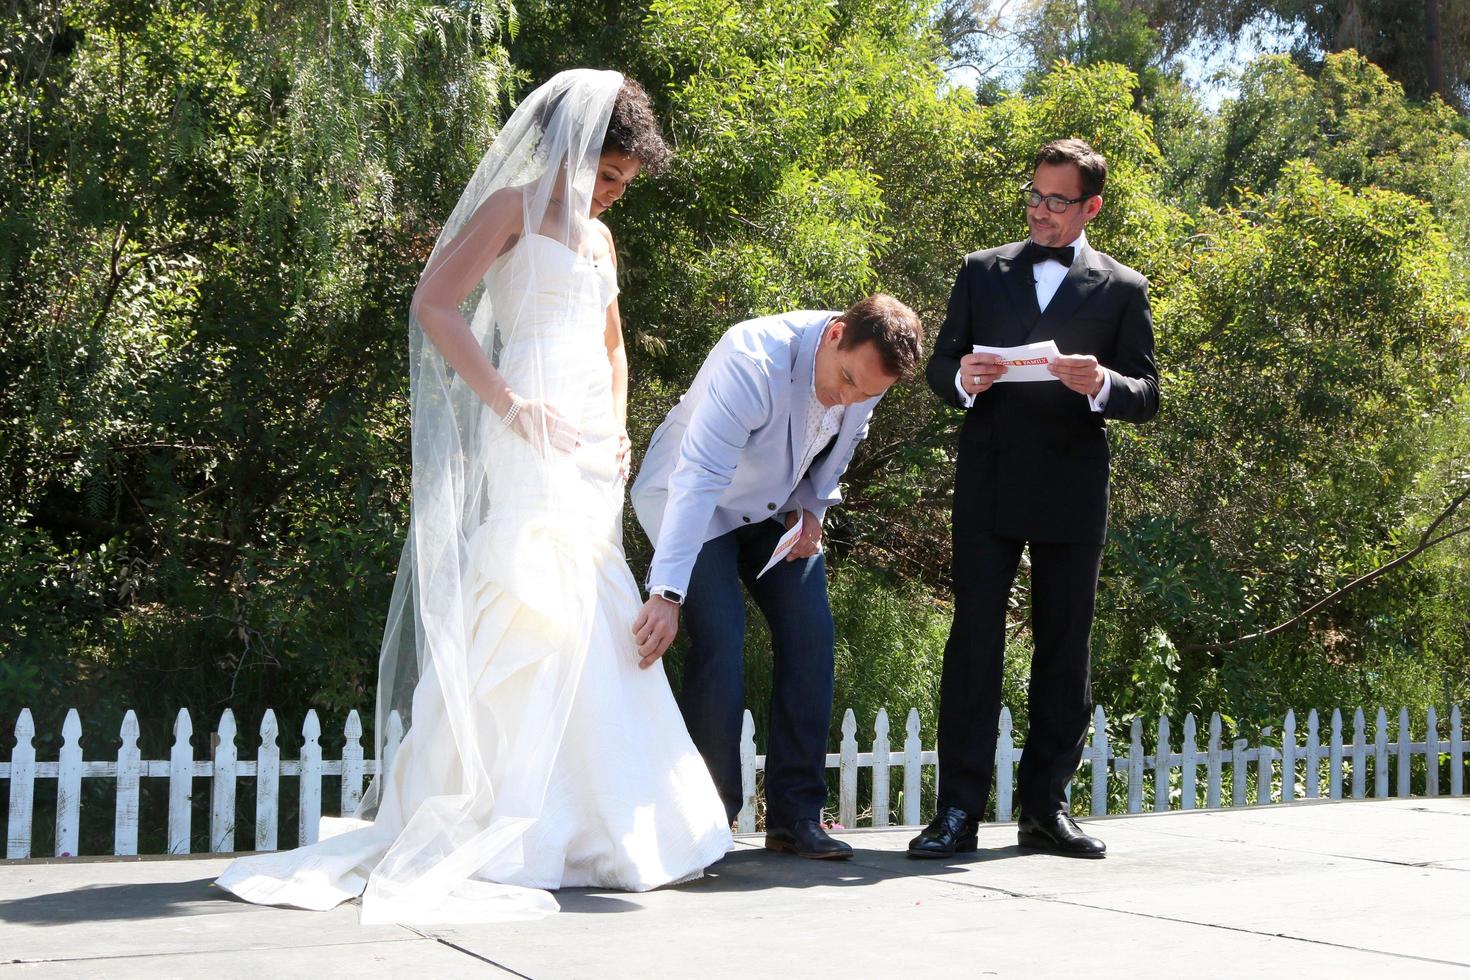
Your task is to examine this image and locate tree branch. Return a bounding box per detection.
[89,223,129,338]
[1181,483,1470,654]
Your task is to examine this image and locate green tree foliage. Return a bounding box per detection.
[941,0,1470,110]
[1,0,1467,795]
[1102,163,1469,721]
[1223,0,1470,109]
[1209,52,1465,207]
[1,0,510,734]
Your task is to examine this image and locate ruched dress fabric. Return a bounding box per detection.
[215,236,733,923]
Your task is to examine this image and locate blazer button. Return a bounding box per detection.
[767,502,777,510]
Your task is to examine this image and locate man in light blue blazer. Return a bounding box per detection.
[631,294,923,860]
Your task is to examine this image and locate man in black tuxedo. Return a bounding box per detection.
[909,138,1159,860]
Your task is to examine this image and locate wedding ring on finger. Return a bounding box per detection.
[971,375,983,386]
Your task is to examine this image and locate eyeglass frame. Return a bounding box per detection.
[1021,180,1096,214]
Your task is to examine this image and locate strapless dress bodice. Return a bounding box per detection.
[482,234,620,430]
[485,233,619,338]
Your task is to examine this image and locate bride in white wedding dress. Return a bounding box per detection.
[215,69,732,924]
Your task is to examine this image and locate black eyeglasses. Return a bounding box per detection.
[1021,181,1094,214]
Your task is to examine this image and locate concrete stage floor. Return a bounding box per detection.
[2,797,1467,978]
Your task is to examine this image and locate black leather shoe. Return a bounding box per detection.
[1017,811,1106,858]
[765,819,853,860]
[906,804,979,859]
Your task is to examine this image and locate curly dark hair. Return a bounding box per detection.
[603,78,671,175]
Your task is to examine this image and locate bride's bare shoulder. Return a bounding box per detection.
[453,186,530,262]
[469,185,528,230]
[589,218,617,264]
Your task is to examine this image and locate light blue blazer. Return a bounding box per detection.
[631,310,882,596]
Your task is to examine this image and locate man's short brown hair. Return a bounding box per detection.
[837,294,924,379]
[1034,138,1108,199]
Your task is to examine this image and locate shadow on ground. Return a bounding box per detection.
[0,839,1040,924]
[551,838,1032,913]
[0,877,218,925]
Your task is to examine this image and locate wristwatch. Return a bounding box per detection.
[650,586,685,606]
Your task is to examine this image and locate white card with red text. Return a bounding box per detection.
[972,340,1060,383]
[757,514,804,578]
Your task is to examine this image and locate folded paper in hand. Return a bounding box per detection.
[972,340,1061,383]
[757,514,804,578]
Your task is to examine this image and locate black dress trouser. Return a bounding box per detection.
[936,518,1103,820]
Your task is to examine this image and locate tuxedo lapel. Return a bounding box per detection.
[1027,245,1110,343]
[996,249,1041,345]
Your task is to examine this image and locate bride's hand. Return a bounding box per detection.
[616,430,632,482]
[506,397,581,456]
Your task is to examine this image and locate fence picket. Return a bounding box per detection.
[299,711,322,847]
[1351,708,1366,799]
[1206,713,1222,809]
[256,710,280,851]
[996,708,1015,821]
[737,710,756,834]
[1154,716,1170,813]
[1232,737,1248,807]
[55,709,83,857]
[7,710,35,859]
[115,711,140,856]
[1396,707,1411,798]
[1329,708,1343,800]
[839,710,858,828]
[1281,711,1296,803]
[384,711,404,782]
[1090,706,1109,816]
[903,709,921,826]
[1373,708,1389,798]
[210,709,237,854]
[1451,705,1463,797]
[1126,717,1143,813]
[1305,709,1320,800]
[1256,727,1273,805]
[871,710,890,828]
[1426,706,1439,798]
[167,709,193,855]
[341,710,365,817]
[1181,714,1197,811]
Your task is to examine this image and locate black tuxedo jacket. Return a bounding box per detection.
[926,239,1159,545]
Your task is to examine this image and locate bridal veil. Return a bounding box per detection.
[359,68,623,923]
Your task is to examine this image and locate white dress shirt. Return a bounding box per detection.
[797,390,844,483]
[955,230,1111,411]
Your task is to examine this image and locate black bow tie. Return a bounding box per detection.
[1020,241,1075,267]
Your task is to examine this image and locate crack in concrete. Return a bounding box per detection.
[412,927,531,977]
[830,848,1470,969]
[1092,818,1470,870]
[1030,895,1470,970]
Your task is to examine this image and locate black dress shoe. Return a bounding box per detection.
[1017,811,1106,859]
[765,819,853,860]
[906,804,978,859]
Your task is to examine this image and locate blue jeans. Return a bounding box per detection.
[678,518,835,829]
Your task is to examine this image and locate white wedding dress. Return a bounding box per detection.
[216,234,733,922]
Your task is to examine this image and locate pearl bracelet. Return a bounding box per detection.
[501,397,523,429]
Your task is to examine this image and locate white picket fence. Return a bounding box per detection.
[2,703,1465,858]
